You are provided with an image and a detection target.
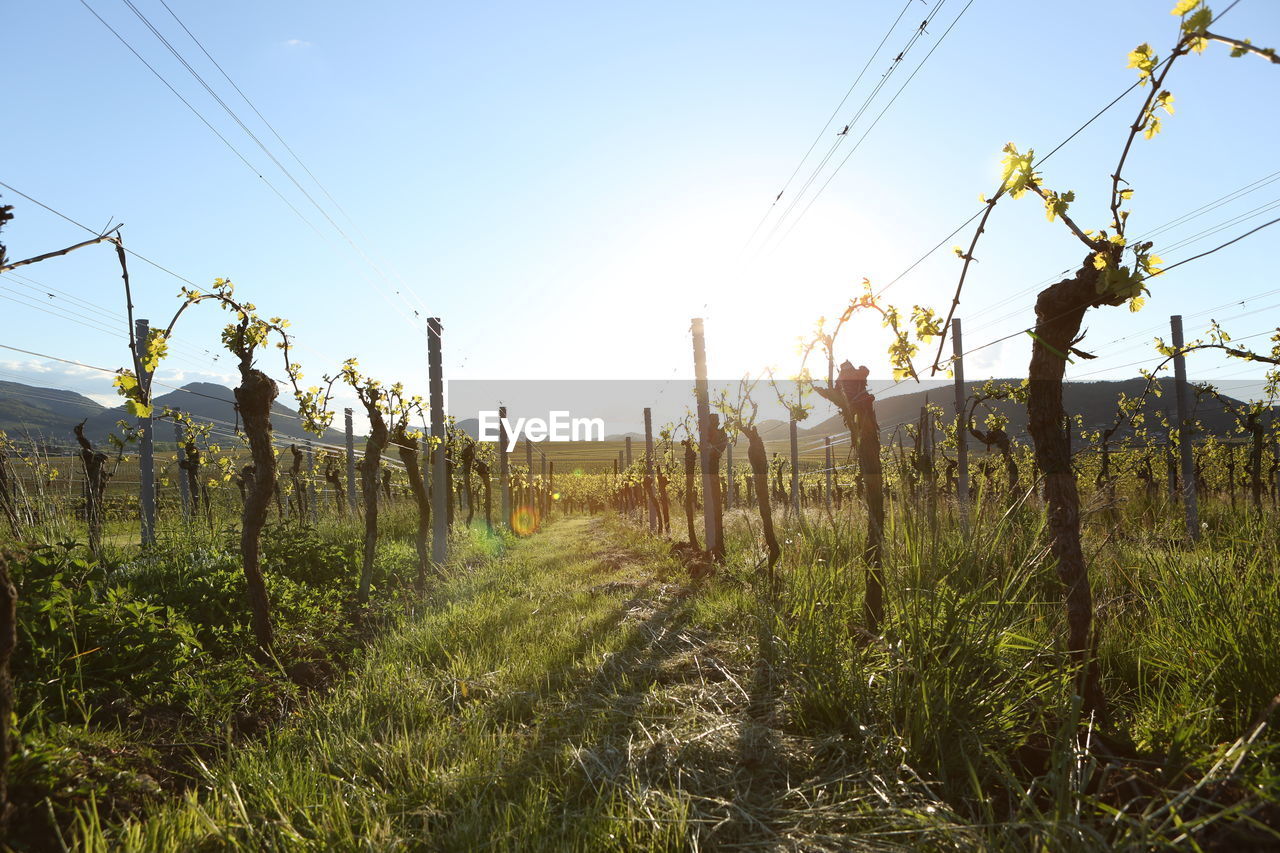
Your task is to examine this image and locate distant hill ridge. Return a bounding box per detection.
[798,378,1273,443]
[0,380,343,447]
[0,379,105,438]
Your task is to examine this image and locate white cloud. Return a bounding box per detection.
[0,360,238,411]
[284,38,312,48]
[155,366,237,387]
[0,359,112,388]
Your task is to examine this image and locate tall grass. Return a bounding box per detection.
[45,483,1279,851]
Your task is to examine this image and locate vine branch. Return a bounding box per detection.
[0,227,121,273]
[930,186,1004,374]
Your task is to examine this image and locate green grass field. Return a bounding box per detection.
[4,480,1272,851]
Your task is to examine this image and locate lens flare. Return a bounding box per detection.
[510,504,541,536]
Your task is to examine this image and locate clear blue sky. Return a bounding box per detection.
[3,0,1278,426]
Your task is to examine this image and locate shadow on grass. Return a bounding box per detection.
[431,574,704,849]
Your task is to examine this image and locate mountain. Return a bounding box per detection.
[796,378,1272,444]
[753,419,791,441]
[82,382,345,446]
[0,380,105,440]
[0,380,343,448]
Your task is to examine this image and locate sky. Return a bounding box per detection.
[2,0,1279,432]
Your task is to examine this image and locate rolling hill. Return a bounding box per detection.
[797,378,1271,444]
[0,380,343,447]
[0,379,105,440]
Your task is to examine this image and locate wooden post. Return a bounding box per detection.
[691,318,719,555]
[1171,315,1201,541]
[618,450,628,513]
[136,318,157,546]
[644,407,657,531]
[344,407,358,511]
[499,405,511,527]
[951,318,970,532]
[427,440,437,514]
[428,317,448,564]
[789,418,800,513]
[824,436,833,510]
[173,416,191,519]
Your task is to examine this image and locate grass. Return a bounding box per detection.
[3,500,486,848]
[38,489,1278,852]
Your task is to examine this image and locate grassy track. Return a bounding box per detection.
[80,517,737,850]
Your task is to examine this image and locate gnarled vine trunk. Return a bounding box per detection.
[742,425,780,575]
[179,438,203,519]
[656,468,671,535]
[817,363,886,633]
[1026,260,1109,723]
[288,445,306,520]
[851,391,885,631]
[475,459,493,532]
[643,472,657,532]
[235,367,278,652]
[323,454,346,515]
[358,408,389,606]
[73,421,109,558]
[706,415,729,561]
[1246,414,1264,514]
[972,427,1019,498]
[397,435,431,593]
[462,443,476,526]
[681,438,700,551]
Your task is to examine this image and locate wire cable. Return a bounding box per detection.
[774,0,976,249]
[740,0,919,251]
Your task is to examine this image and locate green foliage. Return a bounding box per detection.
[10,545,205,721]
[261,523,361,587]
[1041,188,1075,223]
[1127,42,1159,83]
[5,506,449,843]
[800,278,941,383]
[999,142,1038,199]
